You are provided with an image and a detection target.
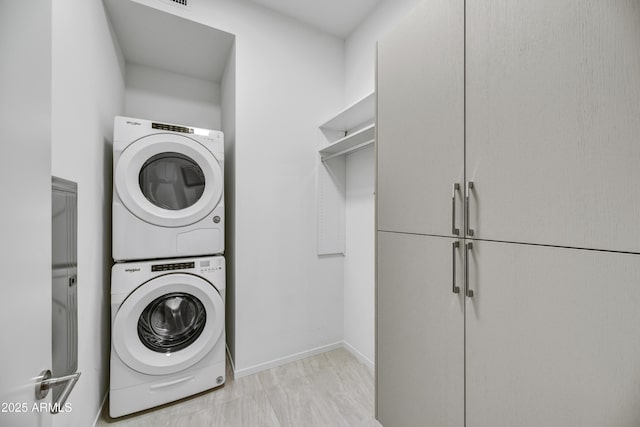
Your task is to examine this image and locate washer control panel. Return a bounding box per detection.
[151,262,195,272]
[199,259,223,273]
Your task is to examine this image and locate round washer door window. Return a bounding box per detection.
[112,273,224,376]
[137,292,207,353]
[115,134,223,228]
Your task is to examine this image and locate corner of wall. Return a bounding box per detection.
[221,40,237,363]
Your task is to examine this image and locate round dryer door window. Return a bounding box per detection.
[115,134,223,228]
[139,153,206,211]
[112,273,224,376]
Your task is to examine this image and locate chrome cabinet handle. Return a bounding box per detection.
[35,370,81,414]
[465,242,474,298]
[452,183,460,235]
[466,181,475,237]
[452,241,460,294]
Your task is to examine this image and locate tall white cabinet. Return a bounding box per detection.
[377,232,464,426]
[377,0,463,237]
[376,1,640,426]
[466,0,640,253]
[465,241,640,427]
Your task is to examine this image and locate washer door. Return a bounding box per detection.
[115,134,223,227]
[112,273,224,376]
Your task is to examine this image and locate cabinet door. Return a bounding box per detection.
[377,232,464,427]
[466,0,640,252]
[466,240,640,426]
[377,0,464,236]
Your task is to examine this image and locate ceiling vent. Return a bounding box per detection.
[170,0,187,5]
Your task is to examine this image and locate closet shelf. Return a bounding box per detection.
[316,91,375,255]
[320,92,375,131]
[319,124,375,161]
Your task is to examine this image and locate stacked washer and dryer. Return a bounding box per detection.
[110,116,226,418]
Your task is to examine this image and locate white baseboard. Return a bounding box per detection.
[234,341,343,379]
[92,392,108,427]
[342,340,375,372]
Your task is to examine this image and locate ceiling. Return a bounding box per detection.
[104,0,235,82]
[247,0,383,38]
[103,0,382,82]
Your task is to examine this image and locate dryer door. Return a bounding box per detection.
[112,273,224,376]
[115,134,223,227]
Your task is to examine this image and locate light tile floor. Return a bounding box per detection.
[97,348,381,427]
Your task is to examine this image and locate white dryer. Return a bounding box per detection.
[112,116,224,261]
[110,256,226,418]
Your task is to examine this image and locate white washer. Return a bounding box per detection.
[110,256,225,418]
[112,116,224,261]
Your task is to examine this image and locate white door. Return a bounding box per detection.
[466,0,640,252]
[466,240,640,426]
[377,0,464,237]
[377,232,464,427]
[0,2,53,427]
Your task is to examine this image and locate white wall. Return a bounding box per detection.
[51,1,125,426]
[125,63,222,129]
[344,146,375,368]
[345,0,423,105]
[341,0,423,366]
[132,0,345,374]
